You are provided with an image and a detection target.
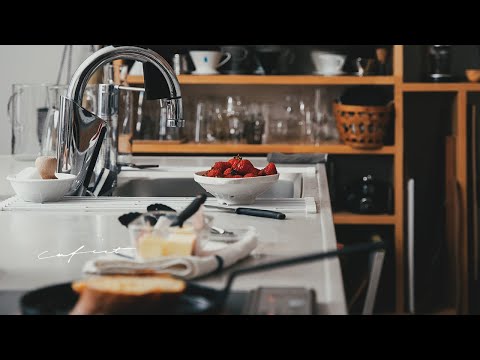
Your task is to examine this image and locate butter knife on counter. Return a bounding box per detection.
[204,205,286,220]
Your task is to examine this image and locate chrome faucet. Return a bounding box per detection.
[56,46,184,196]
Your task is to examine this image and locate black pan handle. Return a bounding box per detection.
[170,194,207,227]
[219,241,387,306]
[236,208,286,220]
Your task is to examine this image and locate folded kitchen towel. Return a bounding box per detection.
[82,227,258,280]
[267,153,328,164]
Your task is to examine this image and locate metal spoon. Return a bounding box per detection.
[210,226,235,236]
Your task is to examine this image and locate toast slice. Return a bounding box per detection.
[70,275,186,315]
[72,275,186,295]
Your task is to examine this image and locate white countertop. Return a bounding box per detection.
[0,155,346,314]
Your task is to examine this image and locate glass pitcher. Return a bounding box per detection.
[8,84,50,160]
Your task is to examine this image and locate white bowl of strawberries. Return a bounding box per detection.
[193,155,279,205]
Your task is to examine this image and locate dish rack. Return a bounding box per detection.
[0,196,318,214]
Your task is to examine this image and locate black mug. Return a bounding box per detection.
[255,45,295,75]
[219,45,255,74]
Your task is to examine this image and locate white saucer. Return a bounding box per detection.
[191,70,220,75]
[312,71,346,76]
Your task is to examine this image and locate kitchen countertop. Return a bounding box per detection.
[0,155,346,315]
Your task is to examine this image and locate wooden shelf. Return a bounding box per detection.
[127,75,395,86]
[132,141,396,155]
[402,82,480,92]
[333,212,396,225]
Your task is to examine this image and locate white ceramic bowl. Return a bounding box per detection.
[193,171,279,205]
[7,172,76,203]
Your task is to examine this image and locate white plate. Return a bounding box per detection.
[191,70,220,75]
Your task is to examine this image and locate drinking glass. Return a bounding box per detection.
[244,102,266,144]
[194,98,215,143]
[117,87,136,163]
[211,102,229,142]
[313,88,339,144]
[225,96,246,144]
[41,85,69,157]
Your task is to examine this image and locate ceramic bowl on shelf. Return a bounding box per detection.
[193,172,279,205]
[466,69,480,83]
[6,167,76,203]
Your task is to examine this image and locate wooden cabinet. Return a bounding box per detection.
[122,45,476,313]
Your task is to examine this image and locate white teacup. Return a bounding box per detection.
[311,51,346,75]
[189,51,232,75]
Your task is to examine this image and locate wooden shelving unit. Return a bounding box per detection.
[127,74,395,86]
[127,46,405,313]
[333,212,396,225]
[127,45,478,313]
[132,141,395,155]
[402,83,480,92]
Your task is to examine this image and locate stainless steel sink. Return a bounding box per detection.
[113,173,303,198]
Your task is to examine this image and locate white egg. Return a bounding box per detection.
[35,156,58,180]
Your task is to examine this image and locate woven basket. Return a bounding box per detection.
[333,102,393,149]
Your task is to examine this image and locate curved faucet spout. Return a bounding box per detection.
[57,46,184,195]
[67,45,184,127]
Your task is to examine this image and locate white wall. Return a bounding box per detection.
[0,45,93,154]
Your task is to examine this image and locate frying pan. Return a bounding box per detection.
[20,241,385,315]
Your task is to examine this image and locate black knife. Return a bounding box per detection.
[204,205,286,220]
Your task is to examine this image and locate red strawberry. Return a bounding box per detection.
[232,175,242,178]
[212,161,230,173]
[206,169,223,178]
[263,162,277,176]
[234,159,255,175]
[258,169,266,176]
[252,168,260,176]
[244,173,256,178]
[223,168,238,177]
[228,155,242,168]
